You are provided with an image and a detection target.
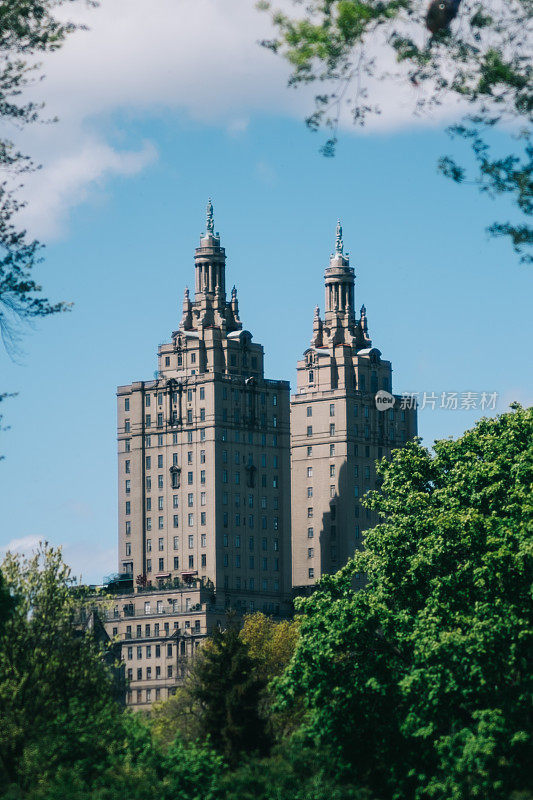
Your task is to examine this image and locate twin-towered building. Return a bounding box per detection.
[108,202,417,708]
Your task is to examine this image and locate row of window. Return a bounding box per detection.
[125,387,281,414]
[128,666,173,681]
[114,607,195,626]
[222,555,280,570]
[125,508,280,533]
[123,430,280,450]
[220,470,279,487]
[145,534,207,551]
[145,554,204,571]
[221,513,279,530]
[305,404,401,422]
[127,643,174,659]
[223,575,280,592]
[307,371,390,392]
[305,444,383,459]
[126,450,280,473]
[126,409,282,431]
[128,386,277,406]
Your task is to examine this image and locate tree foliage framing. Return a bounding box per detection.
[0,1,93,353]
[259,0,533,262]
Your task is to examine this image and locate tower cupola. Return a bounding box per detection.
[324,220,355,323]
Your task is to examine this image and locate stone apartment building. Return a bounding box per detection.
[290,222,417,588]
[103,208,417,709]
[106,201,292,708]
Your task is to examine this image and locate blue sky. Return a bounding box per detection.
[1,1,531,582]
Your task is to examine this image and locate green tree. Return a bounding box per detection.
[219,737,374,800]
[0,569,16,632]
[28,713,226,800]
[259,0,532,262]
[191,622,269,766]
[151,679,203,748]
[276,405,533,800]
[0,543,123,791]
[239,612,300,682]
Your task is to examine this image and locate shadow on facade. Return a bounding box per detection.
[318,457,375,587]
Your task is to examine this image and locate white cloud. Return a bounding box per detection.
[0,535,42,558]
[20,138,157,239]
[0,533,116,586]
[13,0,466,238]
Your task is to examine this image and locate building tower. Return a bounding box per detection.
[112,201,292,708]
[290,222,417,588]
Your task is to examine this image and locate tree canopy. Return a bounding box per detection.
[259,0,532,262]
[1,408,531,799]
[275,403,533,799]
[0,543,123,790]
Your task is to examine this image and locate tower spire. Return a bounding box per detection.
[335,219,343,256]
[206,198,214,235]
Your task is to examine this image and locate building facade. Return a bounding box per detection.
[104,209,417,709]
[291,222,417,588]
[108,201,292,708]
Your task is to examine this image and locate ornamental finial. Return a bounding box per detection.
[206,198,214,235]
[335,219,343,255]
